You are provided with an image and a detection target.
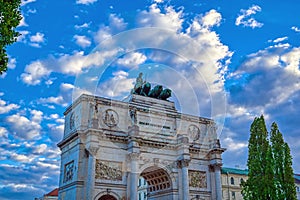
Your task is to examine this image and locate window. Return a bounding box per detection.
[232,191,236,200]
[296,186,300,192]
[240,178,244,184]
[230,177,234,185]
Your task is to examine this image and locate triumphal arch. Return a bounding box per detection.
[58,79,225,200]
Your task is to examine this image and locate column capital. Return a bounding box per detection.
[177,159,190,168]
[127,152,140,161]
[86,146,99,157]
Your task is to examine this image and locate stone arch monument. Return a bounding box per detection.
[58,92,225,200]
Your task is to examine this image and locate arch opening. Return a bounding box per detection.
[98,194,117,200]
[138,166,172,199]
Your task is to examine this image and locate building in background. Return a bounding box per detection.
[221,168,300,200]
[295,174,300,200]
[221,167,248,200]
[138,177,148,200]
[35,188,58,200]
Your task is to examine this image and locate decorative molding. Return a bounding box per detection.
[95,160,122,181]
[103,109,119,127]
[87,147,99,156]
[63,161,74,183]
[189,170,207,188]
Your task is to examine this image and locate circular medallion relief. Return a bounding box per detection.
[103,109,119,127]
[188,125,200,141]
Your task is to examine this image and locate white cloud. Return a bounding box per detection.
[94,14,127,44]
[74,35,91,48]
[291,26,300,32]
[8,58,17,69]
[0,99,19,114]
[30,110,43,123]
[30,32,45,43]
[235,5,263,28]
[137,4,183,32]
[229,44,300,114]
[39,96,65,106]
[109,14,127,31]
[18,14,28,27]
[33,144,47,154]
[21,61,51,85]
[200,9,222,28]
[21,0,36,6]
[29,32,45,47]
[75,22,90,29]
[97,71,134,97]
[0,127,8,138]
[53,49,120,75]
[10,152,34,163]
[76,0,98,5]
[116,52,147,68]
[223,137,248,152]
[17,30,30,42]
[273,36,288,43]
[6,114,42,140]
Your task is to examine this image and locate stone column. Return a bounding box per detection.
[178,159,190,200]
[128,153,139,200]
[127,125,140,200]
[214,164,222,200]
[86,147,98,200]
[210,164,222,200]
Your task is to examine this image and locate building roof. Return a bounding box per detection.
[45,188,58,197]
[294,174,300,184]
[221,167,249,175]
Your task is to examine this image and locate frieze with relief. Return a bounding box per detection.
[95,160,122,181]
[189,170,207,188]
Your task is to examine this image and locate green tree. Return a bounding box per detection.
[0,0,22,74]
[242,115,275,200]
[242,116,297,200]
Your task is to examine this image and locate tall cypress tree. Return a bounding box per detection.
[282,142,297,200]
[242,115,275,200]
[243,117,296,200]
[270,122,285,199]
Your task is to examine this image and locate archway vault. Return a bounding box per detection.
[140,166,172,193]
[98,194,117,200]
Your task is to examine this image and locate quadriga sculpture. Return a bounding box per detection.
[140,82,151,96]
[148,85,163,98]
[158,88,172,100]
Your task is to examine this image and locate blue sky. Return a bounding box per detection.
[1,0,300,199]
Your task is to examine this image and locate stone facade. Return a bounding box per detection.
[58,94,225,200]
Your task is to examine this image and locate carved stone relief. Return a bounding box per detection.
[102,109,119,127]
[189,170,207,188]
[188,124,200,141]
[64,161,74,183]
[95,160,122,181]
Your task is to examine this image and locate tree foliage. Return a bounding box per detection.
[242,115,297,200]
[0,0,22,74]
